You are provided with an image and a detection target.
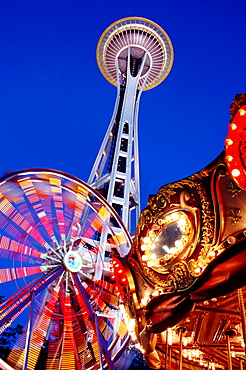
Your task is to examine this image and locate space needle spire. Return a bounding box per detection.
[88,17,173,234]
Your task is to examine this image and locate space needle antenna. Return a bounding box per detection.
[88,16,174,235]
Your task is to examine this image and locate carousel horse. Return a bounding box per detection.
[113,93,246,368]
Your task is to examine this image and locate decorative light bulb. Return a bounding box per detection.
[232,169,240,177]
[152,290,159,297]
[141,297,148,306]
[226,139,233,145]
[169,247,177,254]
[143,236,150,243]
[192,349,197,357]
[172,212,179,220]
[147,261,154,267]
[226,155,233,162]
[178,218,187,226]
[239,108,246,116]
[231,123,237,130]
[142,255,148,261]
[175,239,183,248]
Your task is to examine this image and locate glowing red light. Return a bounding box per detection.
[225,104,246,190]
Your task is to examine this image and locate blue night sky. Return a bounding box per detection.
[1,0,246,211]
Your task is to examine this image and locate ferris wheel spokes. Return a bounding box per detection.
[0,267,64,331]
[73,273,116,370]
[0,170,132,369]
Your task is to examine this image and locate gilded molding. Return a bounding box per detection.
[131,177,216,292]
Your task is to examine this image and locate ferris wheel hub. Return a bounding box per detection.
[63,251,83,272]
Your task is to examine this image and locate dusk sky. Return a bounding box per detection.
[1,0,246,211]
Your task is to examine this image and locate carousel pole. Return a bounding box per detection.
[165,330,169,370]
[237,356,244,370]
[238,288,246,355]
[169,347,172,370]
[240,358,244,370]
[178,327,186,370]
[225,329,235,370]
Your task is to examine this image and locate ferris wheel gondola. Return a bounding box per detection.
[0,169,132,370]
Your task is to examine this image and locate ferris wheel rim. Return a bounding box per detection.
[0,168,132,369]
[0,168,132,247]
[0,168,132,244]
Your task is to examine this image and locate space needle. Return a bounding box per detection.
[88,17,174,234]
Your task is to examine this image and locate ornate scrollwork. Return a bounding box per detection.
[172,260,195,291]
[156,194,167,209]
[130,176,215,293]
[140,208,154,225]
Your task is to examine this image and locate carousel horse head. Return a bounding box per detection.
[114,93,246,368]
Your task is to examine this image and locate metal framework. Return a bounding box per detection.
[88,17,174,234]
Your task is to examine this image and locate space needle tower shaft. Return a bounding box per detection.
[88,17,173,234]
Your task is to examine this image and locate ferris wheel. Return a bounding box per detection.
[0,169,132,370]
